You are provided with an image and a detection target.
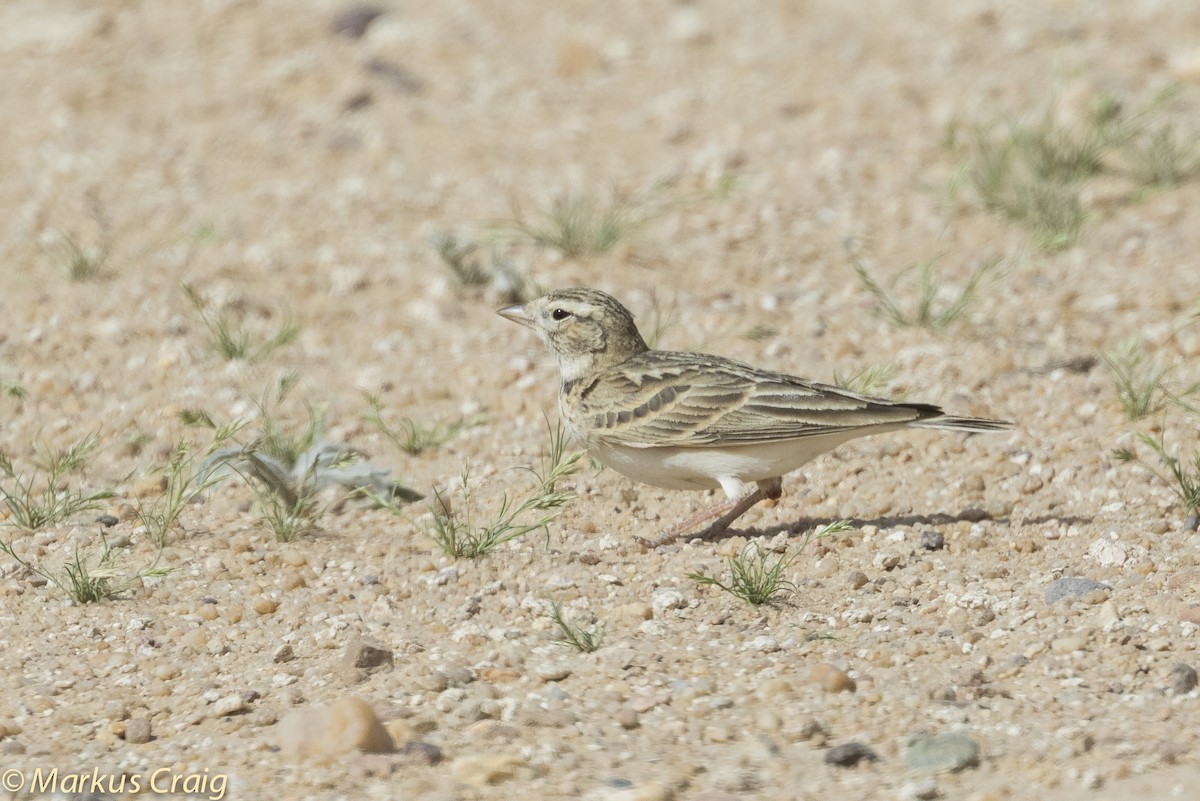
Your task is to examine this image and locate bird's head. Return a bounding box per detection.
[498,288,649,382]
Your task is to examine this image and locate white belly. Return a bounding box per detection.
[589,431,870,493]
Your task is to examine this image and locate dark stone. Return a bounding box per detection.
[1171,663,1198,695]
[396,740,443,765]
[342,637,393,671]
[1045,577,1111,604]
[824,742,880,767]
[331,4,385,39]
[364,57,423,93]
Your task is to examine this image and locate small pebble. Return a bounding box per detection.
[252,595,279,615]
[124,717,151,744]
[277,697,395,759]
[534,664,571,683]
[1171,663,1198,695]
[809,663,856,693]
[342,637,393,671]
[824,742,879,767]
[331,4,385,39]
[212,694,248,717]
[395,740,444,765]
[920,531,945,551]
[616,707,640,730]
[903,732,980,773]
[132,475,167,498]
[1045,577,1111,604]
[651,588,687,617]
[450,753,528,787]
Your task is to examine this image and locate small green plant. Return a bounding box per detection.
[549,600,604,653]
[0,433,115,531]
[136,418,246,546]
[0,529,171,603]
[2,382,28,399]
[56,231,110,282]
[500,191,649,259]
[853,255,1003,330]
[247,457,326,542]
[431,233,490,286]
[364,394,480,456]
[688,543,797,606]
[742,324,778,343]
[429,233,538,302]
[955,96,1119,251]
[831,363,898,396]
[1123,123,1200,188]
[1103,338,1170,420]
[252,374,323,466]
[193,376,422,541]
[48,194,115,281]
[643,294,679,349]
[182,283,299,362]
[954,87,1200,250]
[687,520,852,606]
[1115,431,1200,516]
[382,422,581,558]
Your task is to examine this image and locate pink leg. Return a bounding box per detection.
[637,478,783,548]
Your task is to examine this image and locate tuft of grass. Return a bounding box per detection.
[0,433,115,531]
[248,457,326,542]
[831,363,897,396]
[48,194,115,282]
[1124,123,1200,188]
[1115,431,1200,516]
[742,324,778,343]
[0,528,171,603]
[136,418,246,546]
[643,294,680,349]
[251,373,324,467]
[2,381,27,399]
[500,191,649,259]
[549,600,604,653]
[193,376,422,541]
[364,393,481,456]
[182,283,300,362]
[56,231,110,282]
[429,233,539,303]
[380,421,581,558]
[688,520,852,606]
[957,97,1119,251]
[431,233,491,286]
[954,87,1200,250]
[1103,338,1170,420]
[853,255,1003,330]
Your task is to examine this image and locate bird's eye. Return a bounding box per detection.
[551,308,571,321]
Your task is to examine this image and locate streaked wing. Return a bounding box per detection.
[573,351,928,448]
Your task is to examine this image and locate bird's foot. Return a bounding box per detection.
[636,488,769,549]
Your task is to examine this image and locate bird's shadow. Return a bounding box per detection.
[692,509,1094,543]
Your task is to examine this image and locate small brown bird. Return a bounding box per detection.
[500,288,1011,542]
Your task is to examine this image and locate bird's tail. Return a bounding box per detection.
[911,414,1013,433]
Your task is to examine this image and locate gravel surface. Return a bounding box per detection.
[2,1,1200,800]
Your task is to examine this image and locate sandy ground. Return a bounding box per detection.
[3,1,1200,799]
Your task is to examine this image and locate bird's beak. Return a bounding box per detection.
[497,303,534,327]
